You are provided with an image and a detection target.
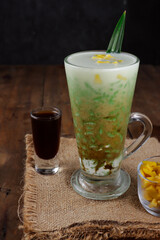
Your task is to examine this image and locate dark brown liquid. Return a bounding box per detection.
[31,110,61,159]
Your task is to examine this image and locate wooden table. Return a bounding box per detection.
[0,65,160,239]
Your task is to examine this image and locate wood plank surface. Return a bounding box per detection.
[0,64,160,240]
[0,66,46,240]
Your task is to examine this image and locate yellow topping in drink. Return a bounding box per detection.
[97,60,110,64]
[92,54,114,60]
[117,74,127,81]
[92,54,123,64]
[94,74,102,84]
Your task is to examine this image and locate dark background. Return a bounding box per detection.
[0,0,159,65]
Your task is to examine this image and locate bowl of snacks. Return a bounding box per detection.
[137,156,160,217]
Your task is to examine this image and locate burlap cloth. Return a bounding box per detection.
[22,134,160,240]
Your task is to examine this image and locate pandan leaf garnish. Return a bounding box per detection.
[106,11,126,53]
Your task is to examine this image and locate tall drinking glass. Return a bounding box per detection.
[64,51,152,200]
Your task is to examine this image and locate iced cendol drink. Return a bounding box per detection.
[65,51,139,176]
[64,12,152,200]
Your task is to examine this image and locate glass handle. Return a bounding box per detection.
[123,112,153,159]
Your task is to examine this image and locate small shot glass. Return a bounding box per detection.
[137,156,160,217]
[31,106,62,175]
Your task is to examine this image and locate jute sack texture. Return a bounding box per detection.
[22,135,160,239]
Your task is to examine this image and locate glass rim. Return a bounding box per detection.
[30,106,62,120]
[64,50,140,70]
[137,155,160,184]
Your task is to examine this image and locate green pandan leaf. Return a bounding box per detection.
[106,11,126,53]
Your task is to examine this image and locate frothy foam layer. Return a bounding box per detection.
[66,51,138,69]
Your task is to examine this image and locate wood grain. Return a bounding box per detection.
[0,64,160,240]
[0,66,45,240]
